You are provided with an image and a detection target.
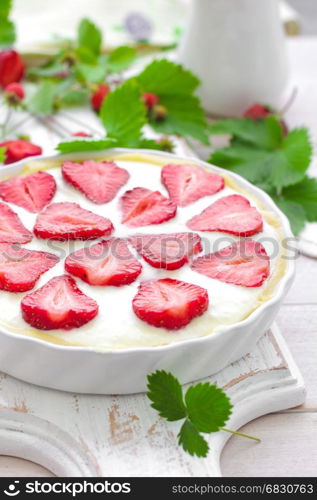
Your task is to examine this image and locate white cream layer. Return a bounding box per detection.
[0,159,282,349]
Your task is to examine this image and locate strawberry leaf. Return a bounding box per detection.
[55,79,88,107]
[210,116,283,150]
[272,197,306,236]
[135,59,208,143]
[27,61,68,79]
[147,370,187,421]
[185,383,232,433]
[136,59,200,95]
[77,18,102,58]
[100,80,146,146]
[210,143,275,185]
[26,80,56,115]
[151,94,209,145]
[178,419,209,457]
[0,0,12,18]
[75,60,107,84]
[210,124,312,189]
[107,46,137,73]
[281,176,317,223]
[0,17,15,48]
[146,370,257,458]
[272,128,313,189]
[56,138,117,154]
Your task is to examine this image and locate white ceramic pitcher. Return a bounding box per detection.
[178,0,290,116]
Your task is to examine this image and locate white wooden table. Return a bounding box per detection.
[0,37,316,477]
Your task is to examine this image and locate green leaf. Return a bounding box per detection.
[53,78,89,107]
[27,80,56,115]
[76,53,111,83]
[75,46,98,64]
[282,176,317,223]
[136,59,200,95]
[152,94,209,144]
[135,59,208,144]
[100,80,146,146]
[273,197,306,236]
[107,46,137,73]
[0,0,12,18]
[135,138,173,152]
[0,147,6,163]
[56,138,117,154]
[178,419,209,457]
[0,17,15,48]
[27,62,68,79]
[210,143,274,184]
[77,18,102,57]
[271,128,313,189]
[147,370,187,422]
[210,126,312,189]
[185,383,232,433]
[210,116,283,150]
[75,62,106,83]
[59,89,88,107]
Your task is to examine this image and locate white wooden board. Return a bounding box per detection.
[0,324,305,477]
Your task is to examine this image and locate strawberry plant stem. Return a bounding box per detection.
[220,427,261,442]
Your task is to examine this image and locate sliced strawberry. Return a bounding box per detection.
[21,275,99,330]
[65,238,142,286]
[34,202,114,241]
[191,240,270,287]
[120,187,176,227]
[0,171,56,213]
[0,202,32,243]
[187,194,263,236]
[132,278,209,330]
[0,243,59,292]
[62,160,129,204]
[129,232,202,270]
[161,163,224,207]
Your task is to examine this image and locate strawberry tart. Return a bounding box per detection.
[0,151,287,350]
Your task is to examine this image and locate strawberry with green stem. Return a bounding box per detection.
[243,89,298,136]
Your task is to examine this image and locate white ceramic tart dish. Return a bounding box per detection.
[0,149,295,394]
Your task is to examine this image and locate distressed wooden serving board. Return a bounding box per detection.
[0,324,305,477]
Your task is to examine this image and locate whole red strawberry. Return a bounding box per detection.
[244,103,288,135]
[0,140,42,164]
[141,92,159,109]
[91,84,110,112]
[4,82,25,100]
[0,51,25,88]
[244,104,271,120]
